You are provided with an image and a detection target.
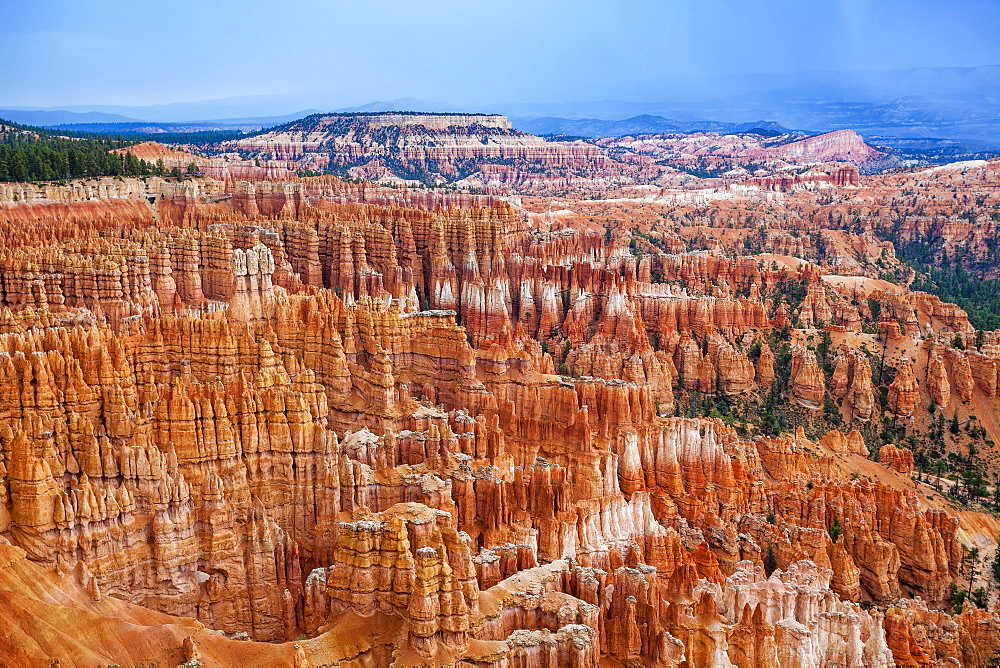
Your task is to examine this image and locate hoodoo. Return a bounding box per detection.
[1,5,999,664]
[0,153,997,664]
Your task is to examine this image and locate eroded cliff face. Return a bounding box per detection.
[211,115,896,195]
[219,113,609,188]
[751,129,888,167]
[0,170,997,667]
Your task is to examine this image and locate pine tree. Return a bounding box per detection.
[10,152,28,181]
[829,517,843,543]
[764,543,778,576]
[992,538,1000,582]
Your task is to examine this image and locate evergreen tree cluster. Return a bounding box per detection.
[898,237,1000,330]
[0,118,160,183]
[910,263,1000,331]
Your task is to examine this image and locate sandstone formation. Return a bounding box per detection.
[927,352,951,408]
[790,345,825,408]
[220,113,608,188]
[888,358,920,417]
[210,115,899,195]
[751,129,888,169]
[879,444,915,476]
[0,140,997,666]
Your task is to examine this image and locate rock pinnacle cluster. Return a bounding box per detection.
[0,114,999,666]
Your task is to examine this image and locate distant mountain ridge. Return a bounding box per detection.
[0,109,139,125]
[5,62,1000,145]
[511,115,794,138]
[37,111,322,135]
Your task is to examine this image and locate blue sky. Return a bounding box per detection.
[1,0,998,109]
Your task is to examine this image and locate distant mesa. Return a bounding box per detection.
[751,129,886,165]
[216,111,606,186]
[210,110,892,188]
[271,110,515,131]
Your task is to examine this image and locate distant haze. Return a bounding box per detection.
[2,0,998,108]
[2,1,999,145]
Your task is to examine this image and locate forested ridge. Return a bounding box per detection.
[909,262,1000,331]
[896,233,1000,331]
[0,118,159,182]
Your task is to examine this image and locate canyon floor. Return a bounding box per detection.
[1,114,1000,666]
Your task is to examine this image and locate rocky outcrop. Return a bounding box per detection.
[820,429,868,456]
[832,352,877,421]
[969,349,998,396]
[847,355,877,421]
[884,599,1000,667]
[0,539,341,666]
[589,129,892,193]
[756,343,775,388]
[879,444,915,476]
[797,281,833,328]
[948,348,975,402]
[719,560,893,666]
[751,130,888,169]
[325,504,477,659]
[221,113,608,187]
[927,352,951,408]
[888,358,920,417]
[790,345,825,408]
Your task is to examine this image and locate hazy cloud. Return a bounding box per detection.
[1,0,997,109]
